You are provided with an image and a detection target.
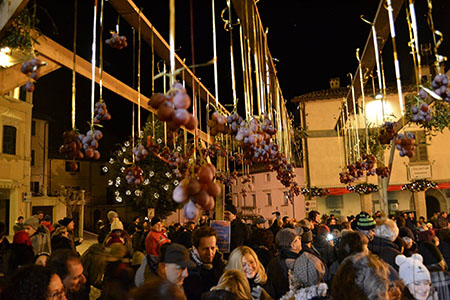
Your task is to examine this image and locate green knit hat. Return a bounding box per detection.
[356,212,376,230]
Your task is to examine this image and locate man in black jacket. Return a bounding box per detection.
[183,226,226,300]
[224,203,249,253]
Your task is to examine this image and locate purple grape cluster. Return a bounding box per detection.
[132,144,148,162]
[124,166,143,185]
[78,129,102,160]
[431,74,449,102]
[411,103,431,123]
[94,101,111,123]
[395,132,415,158]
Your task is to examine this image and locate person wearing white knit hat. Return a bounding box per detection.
[395,254,437,300]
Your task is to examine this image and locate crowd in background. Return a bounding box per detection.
[0,205,450,300]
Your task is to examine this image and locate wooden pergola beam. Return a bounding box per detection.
[108,0,229,115]
[0,56,60,94]
[30,33,212,144]
[0,0,29,40]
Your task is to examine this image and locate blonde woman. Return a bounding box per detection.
[209,270,253,300]
[226,246,272,300]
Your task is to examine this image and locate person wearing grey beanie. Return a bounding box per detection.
[265,229,302,299]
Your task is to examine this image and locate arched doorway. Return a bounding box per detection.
[426,196,440,220]
[425,189,448,220]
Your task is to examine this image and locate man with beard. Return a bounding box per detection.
[183,226,226,300]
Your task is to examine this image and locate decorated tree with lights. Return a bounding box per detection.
[104,117,183,218]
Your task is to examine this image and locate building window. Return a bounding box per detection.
[31,150,35,166]
[31,120,36,136]
[266,193,272,207]
[65,161,80,172]
[410,131,428,162]
[251,176,255,184]
[252,194,256,208]
[2,125,17,155]
[283,191,289,206]
[265,173,271,182]
[31,181,39,194]
[325,195,344,209]
[19,85,27,101]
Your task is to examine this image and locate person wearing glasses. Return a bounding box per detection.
[1,264,67,300]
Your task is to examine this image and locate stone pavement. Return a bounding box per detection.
[77,230,98,255]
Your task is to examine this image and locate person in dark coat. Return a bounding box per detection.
[399,226,418,257]
[436,212,449,229]
[312,224,336,268]
[172,222,195,249]
[369,218,401,270]
[51,226,74,251]
[98,210,119,243]
[249,216,274,269]
[438,228,450,268]
[269,212,282,237]
[266,228,302,299]
[183,226,226,300]
[224,204,249,253]
[127,216,140,237]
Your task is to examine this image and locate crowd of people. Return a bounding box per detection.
[1,205,450,300]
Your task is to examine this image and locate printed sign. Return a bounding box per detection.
[210,220,230,253]
[408,165,432,180]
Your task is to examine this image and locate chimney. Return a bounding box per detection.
[329,77,340,89]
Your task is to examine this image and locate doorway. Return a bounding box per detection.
[32,206,53,222]
[426,196,440,220]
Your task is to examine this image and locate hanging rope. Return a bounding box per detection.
[169,0,175,86]
[138,10,142,138]
[356,49,369,153]
[386,0,405,116]
[212,0,219,104]
[99,0,104,102]
[405,1,422,87]
[90,0,98,127]
[71,0,78,130]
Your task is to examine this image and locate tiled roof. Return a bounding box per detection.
[291,84,417,103]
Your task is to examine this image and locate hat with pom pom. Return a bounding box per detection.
[395,254,430,286]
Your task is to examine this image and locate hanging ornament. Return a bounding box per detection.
[115,196,123,203]
[109,158,114,164]
[125,190,131,195]
[108,180,113,186]
[102,166,108,173]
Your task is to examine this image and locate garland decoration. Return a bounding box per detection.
[301,187,330,198]
[347,183,379,194]
[401,179,437,192]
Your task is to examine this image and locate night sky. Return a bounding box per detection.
[30,0,450,159]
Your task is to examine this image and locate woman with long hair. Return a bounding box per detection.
[209,270,253,300]
[225,246,272,299]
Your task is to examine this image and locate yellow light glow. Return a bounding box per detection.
[0,52,12,68]
[365,100,393,126]
[0,47,11,53]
